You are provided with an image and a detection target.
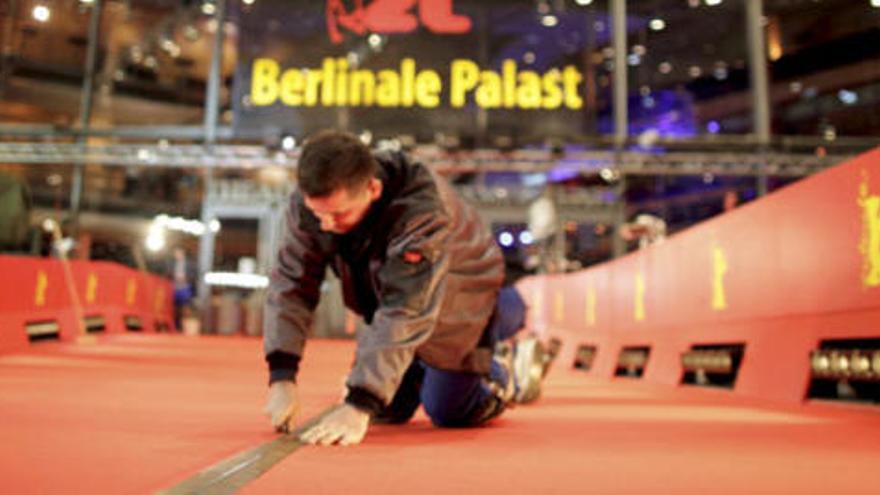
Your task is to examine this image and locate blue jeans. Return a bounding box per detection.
[375,286,527,427]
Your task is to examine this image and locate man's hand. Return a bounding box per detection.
[300,403,370,446]
[264,381,300,433]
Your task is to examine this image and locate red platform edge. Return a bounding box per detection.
[0,257,175,353]
[518,147,880,404]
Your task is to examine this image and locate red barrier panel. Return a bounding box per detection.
[519,147,880,404]
[0,256,175,354]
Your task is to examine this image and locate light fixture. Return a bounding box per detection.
[368,34,382,49]
[201,2,216,15]
[541,14,558,27]
[575,0,594,5]
[498,232,514,247]
[649,18,666,31]
[705,0,723,6]
[32,5,50,22]
[872,0,880,7]
[519,231,534,245]
[658,62,672,74]
[243,0,256,5]
[280,135,296,151]
[523,51,536,64]
[204,272,269,289]
[838,89,858,105]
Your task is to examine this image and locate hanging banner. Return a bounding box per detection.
[232,0,597,142]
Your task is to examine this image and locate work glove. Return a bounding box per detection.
[264,380,300,433]
[300,403,370,446]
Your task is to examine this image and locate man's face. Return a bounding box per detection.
[303,178,382,234]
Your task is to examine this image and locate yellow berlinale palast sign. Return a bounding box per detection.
[85,273,98,304]
[859,169,880,288]
[250,57,583,110]
[712,245,728,310]
[34,270,48,307]
[634,272,646,322]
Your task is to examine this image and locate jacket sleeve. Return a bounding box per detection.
[344,212,451,414]
[263,199,328,384]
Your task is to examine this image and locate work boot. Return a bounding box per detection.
[512,336,546,403]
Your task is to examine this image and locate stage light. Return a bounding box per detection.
[519,231,534,245]
[498,232,515,247]
[280,135,296,151]
[575,0,594,5]
[811,351,831,374]
[851,352,872,377]
[204,272,269,289]
[830,352,850,375]
[32,5,50,22]
[649,18,666,31]
[145,230,166,253]
[541,15,558,27]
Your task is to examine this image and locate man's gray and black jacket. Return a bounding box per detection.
[263,150,505,415]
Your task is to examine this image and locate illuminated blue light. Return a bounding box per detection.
[499,232,515,247]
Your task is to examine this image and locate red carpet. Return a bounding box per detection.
[1,335,878,494]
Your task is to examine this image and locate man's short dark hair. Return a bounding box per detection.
[297,130,378,197]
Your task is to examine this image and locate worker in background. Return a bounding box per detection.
[263,130,554,446]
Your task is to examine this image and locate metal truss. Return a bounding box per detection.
[0,141,850,178]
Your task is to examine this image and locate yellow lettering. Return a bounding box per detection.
[712,246,728,310]
[321,58,335,106]
[516,71,542,109]
[415,70,441,108]
[304,69,322,106]
[475,71,502,108]
[634,272,646,321]
[401,58,416,107]
[541,70,563,110]
[86,273,98,304]
[450,59,479,108]
[126,279,137,306]
[860,170,880,288]
[562,66,584,109]
[376,70,401,107]
[155,288,165,313]
[336,58,349,105]
[250,58,279,106]
[553,289,564,324]
[586,287,596,327]
[502,59,517,108]
[35,270,48,307]
[279,69,304,106]
[350,70,376,106]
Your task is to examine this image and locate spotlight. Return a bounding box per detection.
[280,135,296,151]
[811,351,831,374]
[541,15,558,27]
[829,352,850,375]
[649,18,666,31]
[32,5,50,22]
[498,232,514,247]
